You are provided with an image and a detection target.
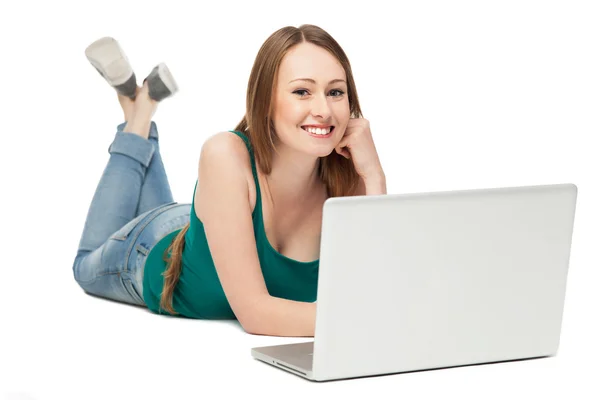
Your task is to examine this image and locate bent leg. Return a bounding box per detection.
[76,125,155,256]
[117,121,175,216]
[74,123,156,288]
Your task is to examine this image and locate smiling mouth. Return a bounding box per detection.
[301,126,335,134]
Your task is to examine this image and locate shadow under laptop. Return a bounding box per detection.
[258,354,553,383]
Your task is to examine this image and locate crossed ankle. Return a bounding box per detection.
[123,120,152,139]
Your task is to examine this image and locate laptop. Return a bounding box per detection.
[251,183,577,381]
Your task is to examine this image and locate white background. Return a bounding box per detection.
[1,0,598,399]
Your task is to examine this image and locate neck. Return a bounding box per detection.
[266,140,323,203]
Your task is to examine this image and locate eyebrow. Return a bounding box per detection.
[289,78,347,85]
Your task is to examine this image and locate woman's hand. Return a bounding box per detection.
[335,118,384,180]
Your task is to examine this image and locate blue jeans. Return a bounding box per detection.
[72,121,191,306]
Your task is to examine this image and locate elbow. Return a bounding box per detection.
[237,296,270,335]
[240,314,268,336]
[241,321,263,335]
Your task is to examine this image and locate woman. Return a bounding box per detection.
[73,24,387,337]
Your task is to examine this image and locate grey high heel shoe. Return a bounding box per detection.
[143,63,179,101]
[85,37,137,99]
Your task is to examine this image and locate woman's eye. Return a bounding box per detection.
[293,89,346,97]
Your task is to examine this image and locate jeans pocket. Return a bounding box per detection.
[122,276,144,305]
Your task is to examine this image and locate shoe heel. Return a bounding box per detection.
[144,63,179,101]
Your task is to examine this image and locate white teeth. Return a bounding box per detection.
[303,126,331,135]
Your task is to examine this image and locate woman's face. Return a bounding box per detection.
[271,42,350,157]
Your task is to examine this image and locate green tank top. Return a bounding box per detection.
[143,130,320,318]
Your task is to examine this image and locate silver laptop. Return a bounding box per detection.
[251,183,577,381]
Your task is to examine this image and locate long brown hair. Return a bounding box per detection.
[159,24,364,315]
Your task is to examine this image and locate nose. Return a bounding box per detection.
[311,93,331,120]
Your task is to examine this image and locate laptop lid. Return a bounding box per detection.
[312,183,577,381]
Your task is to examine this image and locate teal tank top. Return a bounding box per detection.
[143,130,320,318]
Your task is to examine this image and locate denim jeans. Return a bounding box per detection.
[72,121,191,306]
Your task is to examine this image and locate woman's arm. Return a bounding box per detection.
[198,132,317,337]
[364,169,387,195]
[246,296,317,337]
[355,168,387,196]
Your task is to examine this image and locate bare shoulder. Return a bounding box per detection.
[202,131,251,161]
[195,131,254,222]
